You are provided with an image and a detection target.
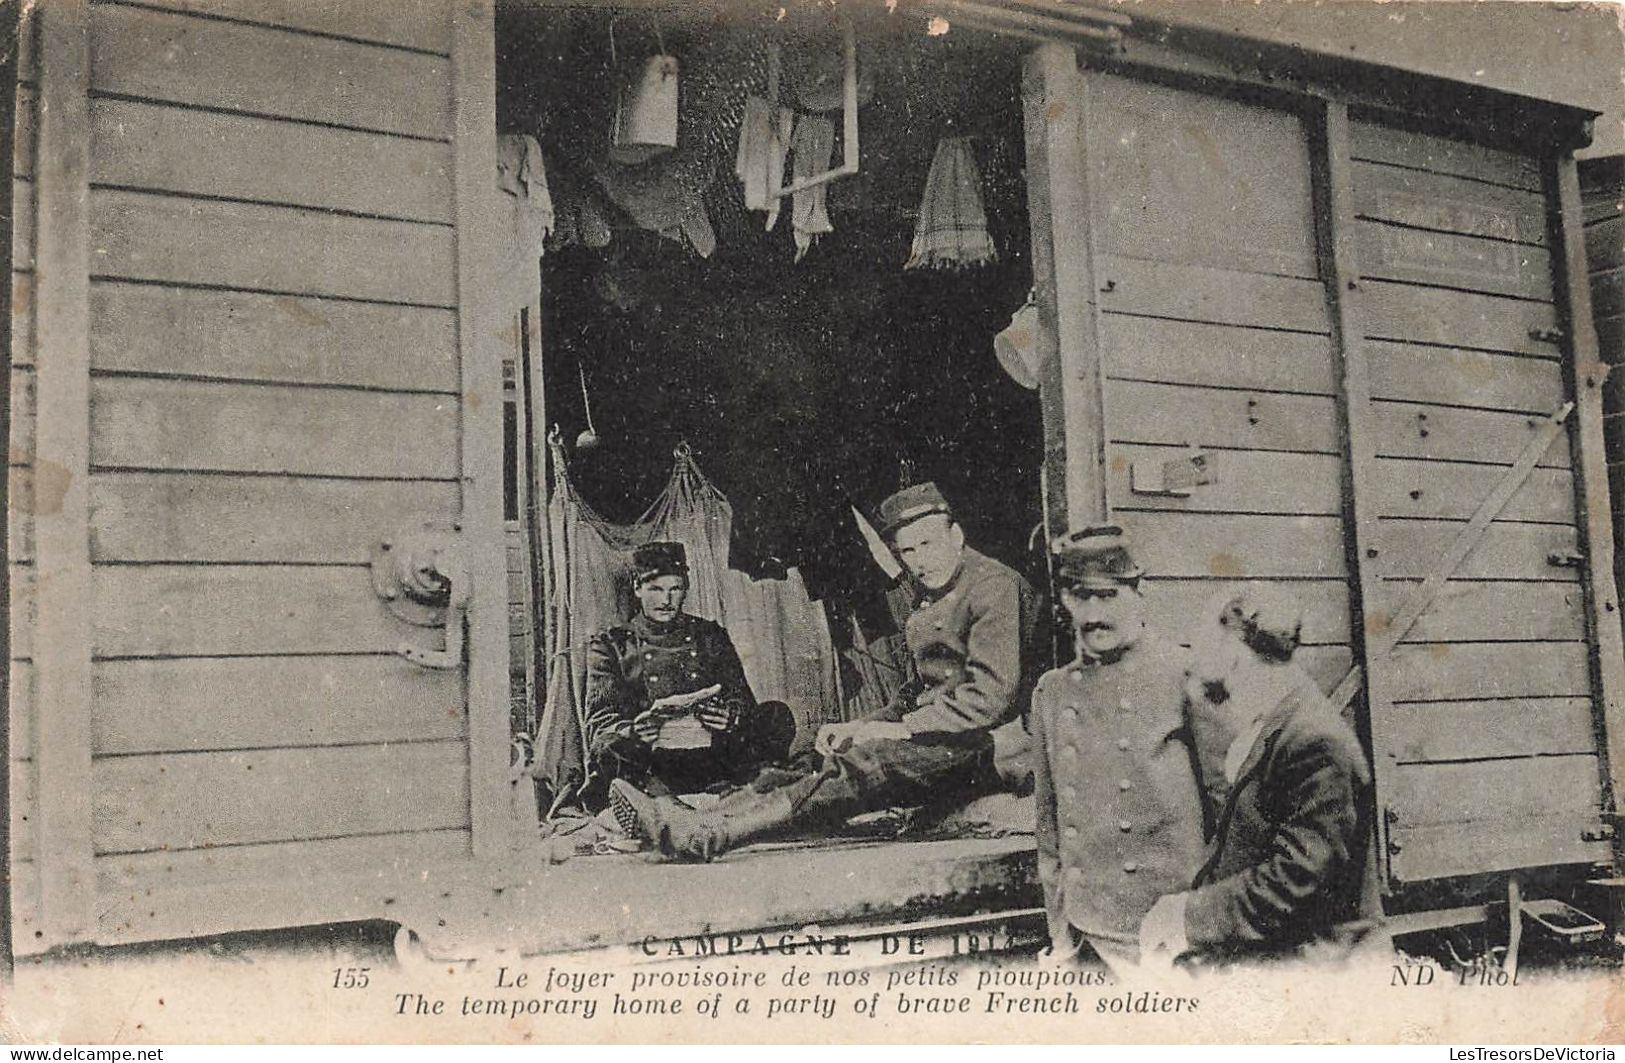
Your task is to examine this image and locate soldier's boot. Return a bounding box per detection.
[606,774,689,838]
[610,780,796,862]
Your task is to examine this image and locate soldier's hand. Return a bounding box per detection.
[815,722,858,758]
[1139,892,1191,966]
[816,720,910,758]
[696,698,740,733]
[631,712,663,745]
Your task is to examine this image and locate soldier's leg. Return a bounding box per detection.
[798,732,1001,821]
[613,732,998,861]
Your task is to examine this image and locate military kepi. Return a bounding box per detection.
[877,481,953,537]
[1052,524,1143,588]
[631,540,689,585]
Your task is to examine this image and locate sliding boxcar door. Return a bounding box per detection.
[1339,119,1612,884]
[14,0,509,952]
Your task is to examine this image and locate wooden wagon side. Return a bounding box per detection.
[8,0,515,954]
[1021,24,1625,921]
[6,0,1625,959]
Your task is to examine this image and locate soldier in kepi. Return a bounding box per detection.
[1140,585,1379,966]
[583,541,795,808]
[1032,525,1207,973]
[611,482,1037,860]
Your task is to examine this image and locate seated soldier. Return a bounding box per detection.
[584,541,794,810]
[610,482,1037,861]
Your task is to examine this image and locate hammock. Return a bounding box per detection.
[535,441,839,810]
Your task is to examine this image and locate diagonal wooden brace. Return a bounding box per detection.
[1332,390,1589,711]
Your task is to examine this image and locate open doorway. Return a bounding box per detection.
[493,1,1044,848]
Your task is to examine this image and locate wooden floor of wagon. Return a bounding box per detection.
[395,804,1044,961]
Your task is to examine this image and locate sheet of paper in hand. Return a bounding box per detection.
[649,684,723,750]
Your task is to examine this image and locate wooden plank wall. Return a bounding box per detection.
[1346,120,1608,882]
[1579,160,1624,653]
[52,0,471,945]
[1086,74,1353,692]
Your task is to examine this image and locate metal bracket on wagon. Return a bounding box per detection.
[369,521,472,670]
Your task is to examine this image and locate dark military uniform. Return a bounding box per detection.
[1032,634,1207,963]
[584,611,792,798]
[1183,682,1374,959]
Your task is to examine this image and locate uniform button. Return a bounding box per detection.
[1062,786,1077,800]
[1118,820,1132,832]
[1122,861,1138,874]
[1116,737,1130,751]
[1064,826,1078,839]
[1118,698,1130,711]
[1070,670,1083,682]
[649,674,660,682]
[1064,745,1079,759]
[933,621,945,630]
[1067,867,1083,881]
[1117,779,1131,791]
[1065,706,1079,721]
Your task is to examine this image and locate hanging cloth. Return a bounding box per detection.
[788,114,835,262]
[495,134,555,308]
[734,95,794,231]
[905,136,997,271]
[535,442,839,809]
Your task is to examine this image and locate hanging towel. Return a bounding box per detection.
[495,134,555,307]
[734,95,794,231]
[535,443,839,810]
[905,136,997,270]
[789,114,835,262]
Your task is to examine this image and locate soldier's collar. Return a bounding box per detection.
[631,611,691,636]
[1074,627,1145,667]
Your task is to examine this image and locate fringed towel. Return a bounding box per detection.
[906,136,997,270]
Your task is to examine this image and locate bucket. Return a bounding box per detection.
[610,53,679,165]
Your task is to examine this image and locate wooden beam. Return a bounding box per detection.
[451,0,514,859]
[0,0,23,982]
[1021,44,1107,533]
[522,297,552,751]
[30,0,95,946]
[1315,102,1400,892]
[1552,157,1625,883]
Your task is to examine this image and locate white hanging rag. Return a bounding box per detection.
[789,114,835,262]
[495,133,555,307]
[735,95,795,231]
[906,136,997,270]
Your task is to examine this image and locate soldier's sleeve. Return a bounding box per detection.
[1182,727,1366,952]
[583,632,641,758]
[900,572,1028,734]
[859,667,924,723]
[1029,678,1069,949]
[703,621,758,726]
